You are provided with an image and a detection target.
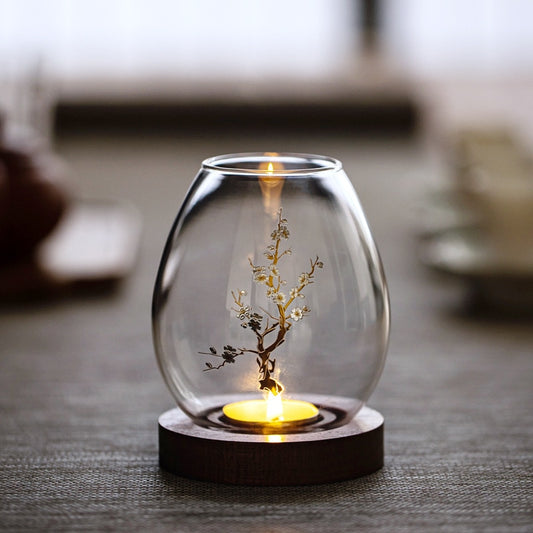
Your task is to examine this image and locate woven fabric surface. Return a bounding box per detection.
[0,134,531,532]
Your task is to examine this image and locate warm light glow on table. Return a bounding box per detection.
[222,395,319,425]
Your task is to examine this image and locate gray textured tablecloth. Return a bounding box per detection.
[1,133,531,532]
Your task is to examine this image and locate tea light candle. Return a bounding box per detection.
[223,392,319,425]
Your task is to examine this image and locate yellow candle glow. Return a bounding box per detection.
[258,152,284,214]
[266,391,283,420]
[222,393,319,425]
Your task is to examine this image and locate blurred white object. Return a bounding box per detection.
[0,56,55,145]
[418,127,533,313]
[0,0,357,91]
[384,0,533,76]
[454,130,533,266]
[39,199,141,282]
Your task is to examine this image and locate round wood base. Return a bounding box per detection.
[158,405,384,485]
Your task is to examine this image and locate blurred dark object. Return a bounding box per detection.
[0,115,69,299]
[0,116,141,301]
[0,198,141,301]
[360,0,381,51]
[0,127,68,263]
[0,119,69,261]
[54,96,419,137]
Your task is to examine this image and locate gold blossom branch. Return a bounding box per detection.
[200,208,323,395]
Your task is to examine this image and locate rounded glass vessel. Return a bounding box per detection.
[152,153,389,432]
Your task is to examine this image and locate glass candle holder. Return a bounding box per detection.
[152,152,389,438]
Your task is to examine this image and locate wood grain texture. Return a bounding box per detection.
[159,406,384,485]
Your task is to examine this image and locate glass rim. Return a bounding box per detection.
[202,152,342,175]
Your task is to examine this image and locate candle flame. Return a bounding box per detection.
[258,152,284,215]
[266,390,284,421]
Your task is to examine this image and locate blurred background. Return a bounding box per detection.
[0,2,532,530]
[1,0,532,136]
[1,0,533,308]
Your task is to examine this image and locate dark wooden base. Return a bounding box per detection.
[158,405,384,485]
